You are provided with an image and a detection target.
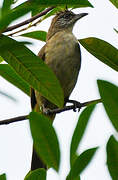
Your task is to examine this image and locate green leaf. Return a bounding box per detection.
[70,104,96,166]
[0,35,64,108]
[24,168,46,180]
[107,135,118,180]
[97,80,118,131]
[109,0,118,8]
[1,0,13,15]
[12,1,45,17]
[114,28,118,34]
[20,31,47,42]
[32,7,45,16]
[0,64,30,96]
[0,56,4,63]
[0,173,6,180]
[79,37,118,72]
[33,0,93,8]
[29,112,60,171]
[67,147,98,180]
[0,2,32,32]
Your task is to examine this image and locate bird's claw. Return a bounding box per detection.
[42,106,51,115]
[67,100,81,112]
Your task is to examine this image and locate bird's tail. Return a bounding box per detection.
[31,147,47,170]
[31,88,55,170]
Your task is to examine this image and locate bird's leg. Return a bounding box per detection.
[67,100,82,112]
[42,105,51,115]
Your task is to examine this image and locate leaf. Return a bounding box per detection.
[20,31,47,42]
[107,135,118,180]
[114,28,118,33]
[33,0,93,8]
[0,56,4,63]
[0,64,30,96]
[32,7,45,16]
[29,112,60,171]
[12,1,45,17]
[79,37,118,72]
[67,147,98,180]
[0,173,6,180]
[0,35,64,108]
[24,168,46,180]
[1,0,13,15]
[97,80,118,131]
[0,2,32,32]
[109,0,118,8]
[70,104,96,166]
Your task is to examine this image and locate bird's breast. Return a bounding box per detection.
[45,31,81,98]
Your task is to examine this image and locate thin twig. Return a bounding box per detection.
[0,99,102,125]
[4,7,54,33]
[7,19,42,36]
[0,115,28,125]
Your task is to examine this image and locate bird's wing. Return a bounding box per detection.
[30,44,46,109]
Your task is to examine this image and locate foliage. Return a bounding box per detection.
[24,168,46,180]
[0,0,118,179]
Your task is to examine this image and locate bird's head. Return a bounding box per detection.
[47,10,88,40]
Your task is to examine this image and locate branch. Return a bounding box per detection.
[0,99,102,125]
[7,19,42,36]
[48,98,102,114]
[0,115,28,125]
[4,7,54,33]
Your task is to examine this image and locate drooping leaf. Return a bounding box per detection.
[107,135,118,180]
[70,104,96,166]
[67,147,98,180]
[79,37,118,72]
[97,80,118,131]
[109,0,118,8]
[12,1,45,17]
[1,0,13,16]
[0,4,31,32]
[0,35,64,108]
[0,173,6,180]
[0,64,30,96]
[24,168,46,180]
[29,112,60,171]
[114,28,118,34]
[32,7,45,16]
[20,31,47,42]
[35,0,93,7]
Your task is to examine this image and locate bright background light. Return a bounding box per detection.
[0,0,118,179]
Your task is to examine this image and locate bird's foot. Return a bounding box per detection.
[42,106,51,115]
[67,100,82,112]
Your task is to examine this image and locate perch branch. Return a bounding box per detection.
[0,99,102,125]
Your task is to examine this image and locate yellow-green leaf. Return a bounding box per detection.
[79,37,118,72]
[29,112,60,171]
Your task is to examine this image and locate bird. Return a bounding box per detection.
[31,9,88,170]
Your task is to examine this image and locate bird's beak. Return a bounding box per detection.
[75,13,88,21]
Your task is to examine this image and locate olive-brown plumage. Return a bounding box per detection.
[31,10,88,170]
